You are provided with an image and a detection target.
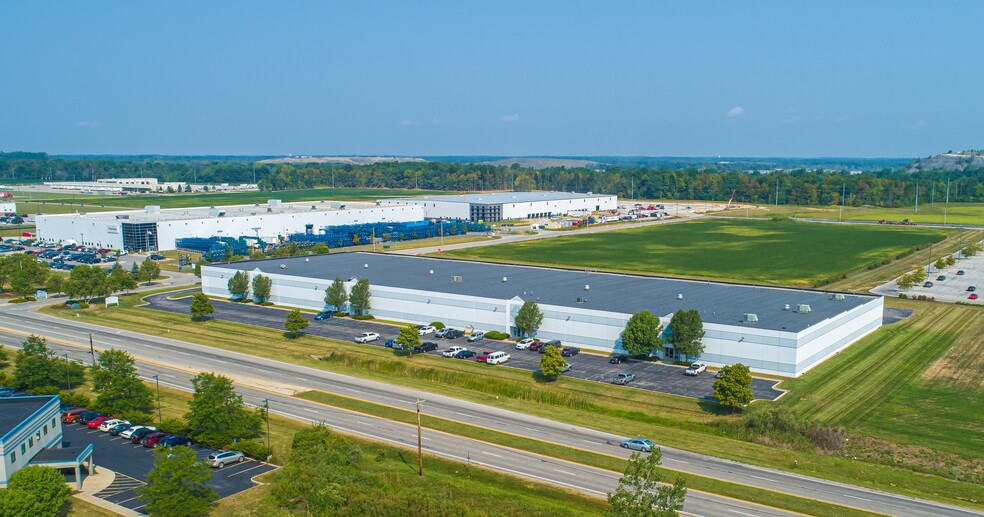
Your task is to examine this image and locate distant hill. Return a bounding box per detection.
[908,151,984,172]
[257,156,427,165]
[479,157,608,169]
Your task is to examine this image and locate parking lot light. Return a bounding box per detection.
[152,374,162,423]
[262,399,271,461]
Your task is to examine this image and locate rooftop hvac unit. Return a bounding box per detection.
[451,275,463,282]
[742,313,759,323]
[796,304,812,313]
[584,284,590,291]
[783,304,790,311]
[145,205,161,213]
[577,297,587,303]
[428,270,434,275]
[311,205,317,210]
[832,293,846,301]
[677,294,684,300]
[364,263,369,269]
[114,215,130,220]
[268,199,282,206]
[267,207,273,212]
[502,277,508,282]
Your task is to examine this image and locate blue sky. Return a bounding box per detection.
[1,1,981,157]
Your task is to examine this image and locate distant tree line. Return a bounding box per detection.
[5,152,984,207]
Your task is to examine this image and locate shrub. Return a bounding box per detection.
[60,392,91,408]
[332,311,348,317]
[352,314,375,320]
[429,321,446,329]
[158,417,191,435]
[119,410,154,426]
[31,385,61,395]
[805,425,849,452]
[8,296,37,304]
[258,301,274,306]
[232,439,269,460]
[484,331,509,340]
[672,360,693,366]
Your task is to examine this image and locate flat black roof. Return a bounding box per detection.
[0,396,57,440]
[210,252,878,332]
[31,446,90,465]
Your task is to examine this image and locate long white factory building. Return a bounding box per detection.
[202,253,884,377]
[377,191,617,222]
[35,200,424,251]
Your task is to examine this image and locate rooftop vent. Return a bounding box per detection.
[502,276,508,282]
[114,215,130,220]
[311,205,317,210]
[451,275,463,283]
[832,293,846,301]
[584,284,590,291]
[145,205,161,213]
[677,294,684,300]
[796,304,812,313]
[254,203,260,207]
[364,263,369,269]
[267,207,273,213]
[268,199,282,206]
[742,313,759,323]
[428,269,434,275]
[783,304,790,311]
[577,297,587,303]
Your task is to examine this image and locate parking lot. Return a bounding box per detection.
[876,244,984,305]
[145,291,784,401]
[61,419,276,514]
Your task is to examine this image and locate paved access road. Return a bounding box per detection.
[143,290,784,401]
[0,304,980,517]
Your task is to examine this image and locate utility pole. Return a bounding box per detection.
[416,399,424,476]
[839,183,846,222]
[88,332,96,368]
[152,374,162,422]
[64,353,71,391]
[263,399,272,460]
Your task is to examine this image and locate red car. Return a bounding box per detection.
[476,350,494,362]
[969,294,979,300]
[87,416,112,429]
[529,342,546,352]
[141,432,167,447]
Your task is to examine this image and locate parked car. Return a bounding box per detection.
[613,372,635,385]
[528,341,547,352]
[923,281,934,288]
[444,329,464,339]
[684,362,707,376]
[87,416,113,429]
[157,435,192,447]
[560,362,572,373]
[98,419,128,432]
[968,286,977,292]
[77,411,104,424]
[314,311,333,320]
[384,339,398,348]
[561,346,580,357]
[486,351,510,365]
[453,350,476,359]
[121,425,156,440]
[609,354,627,364]
[207,450,245,468]
[418,325,437,335]
[442,346,467,357]
[148,254,166,260]
[970,294,979,300]
[355,332,380,343]
[62,408,87,423]
[539,340,562,353]
[128,426,159,442]
[957,270,966,276]
[937,275,947,281]
[411,342,439,353]
[141,432,168,447]
[515,338,538,350]
[620,438,655,452]
[467,331,485,342]
[434,328,450,338]
[476,350,495,362]
[108,423,133,436]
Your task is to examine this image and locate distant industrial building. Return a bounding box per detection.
[42,178,257,194]
[202,253,883,377]
[377,191,617,222]
[36,200,424,251]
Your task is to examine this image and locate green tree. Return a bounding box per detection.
[606,449,687,517]
[137,446,217,517]
[0,465,70,517]
[311,242,330,254]
[668,309,705,361]
[130,261,140,280]
[514,300,544,338]
[945,255,956,266]
[713,363,754,412]
[349,278,371,315]
[139,259,162,284]
[621,311,665,357]
[193,259,209,278]
[539,345,567,379]
[911,268,928,283]
[324,277,348,312]
[14,335,60,390]
[283,309,309,338]
[227,270,250,300]
[396,323,421,350]
[92,349,153,415]
[896,273,915,291]
[8,255,50,298]
[185,372,262,447]
[190,293,214,321]
[0,344,8,368]
[252,273,272,302]
[934,257,947,270]
[44,274,64,295]
[109,264,138,293]
[62,265,111,302]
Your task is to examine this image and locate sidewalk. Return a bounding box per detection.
[72,467,142,517]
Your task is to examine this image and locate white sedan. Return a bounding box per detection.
[515,338,538,350]
[98,419,128,432]
[355,332,380,343]
[418,325,437,335]
[120,425,155,439]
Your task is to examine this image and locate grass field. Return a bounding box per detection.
[721,202,984,226]
[441,219,949,286]
[37,291,984,508]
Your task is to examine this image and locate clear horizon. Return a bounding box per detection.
[2,1,982,157]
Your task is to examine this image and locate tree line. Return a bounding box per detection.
[5,152,984,206]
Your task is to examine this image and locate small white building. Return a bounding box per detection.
[202,253,884,377]
[377,191,618,222]
[0,202,15,214]
[35,200,425,251]
[0,396,64,487]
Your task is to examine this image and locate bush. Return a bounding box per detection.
[333,311,348,317]
[119,410,154,426]
[232,439,269,460]
[158,417,191,435]
[672,360,693,366]
[258,301,274,306]
[429,321,446,329]
[484,331,509,340]
[30,385,61,395]
[60,392,91,408]
[352,314,375,320]
[8,296,36,303]
[805,425,849,452]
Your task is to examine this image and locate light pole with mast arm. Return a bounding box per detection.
[416,399,425,476]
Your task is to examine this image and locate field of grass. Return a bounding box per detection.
[37,291,984,508]
[726,202,984,226]
[441,218,949,286]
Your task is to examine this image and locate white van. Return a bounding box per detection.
[486,351,510,365]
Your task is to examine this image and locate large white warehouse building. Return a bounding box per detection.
[36,200,425,252]
[377,191,618,222]
[202,253,883,377]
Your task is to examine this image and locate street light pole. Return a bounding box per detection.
[64,353,71,391]
[152,375,162,423]
[263,399,271,461]
[88,332,96,368]
[416,399,424,476]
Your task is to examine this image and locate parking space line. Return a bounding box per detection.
[226,464,269,477]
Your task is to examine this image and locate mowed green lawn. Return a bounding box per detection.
[746,202,984,226]
[444,219,948,286]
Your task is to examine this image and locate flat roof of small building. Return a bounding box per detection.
[382,191,613,205]
[40,200,381,223]
[0,396,57,441]
[210,252,878,332]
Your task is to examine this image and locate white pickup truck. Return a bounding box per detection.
[684,362,707,376]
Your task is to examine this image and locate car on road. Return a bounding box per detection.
[957,270,966,276]
[128,426,158,442]
[968,286,977,292]
[442,346,467,357]
[561,346,580,357]
[937,275,947,281]
[141,432,167,447]
[412,342,439,353]
[970,294,979,300]
[418,325,437,335]
[314,310,333,320]
[923,281,934,288]
[355,332,380,343]
[467,331,485,342]
[158,435,192,447]
[207,450,245,468]
[515,338,538,350]
[613,372,635,385]
[108,423,133,436]
[98,419,128,432]
[620,438,655,452]
[609,354,627,364]
[684,362,707,376]
[121,425,156,440]
[486,351,510,365]
[476,350,495,362]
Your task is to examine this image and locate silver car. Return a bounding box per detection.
[207,450,245,468]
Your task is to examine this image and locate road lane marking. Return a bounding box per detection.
[727,510,757,517]
[552,468,575,476]
[482,451,502,458]
[844,494,873,502]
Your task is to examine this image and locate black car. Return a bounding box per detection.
[444,329,464,339]
[412,342,439,353]
[609,354,627,364]
[77,411,104,424]
[130,427,158,443]
[561,346,580,357]
[453,350,476,359]
[108,423,132,436]
[314,311,333,320]
[148,254,166,260]
[539,340,562,353]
